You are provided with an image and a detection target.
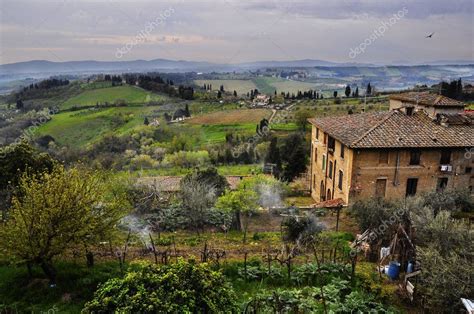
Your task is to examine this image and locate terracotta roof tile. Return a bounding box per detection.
[389,92,465,107]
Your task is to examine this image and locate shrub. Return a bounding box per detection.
[83,259,238,313]
[162,150,210,168]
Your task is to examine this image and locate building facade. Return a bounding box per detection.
[309,92,474,204]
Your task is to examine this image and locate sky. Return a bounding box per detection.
[0,0,473,65]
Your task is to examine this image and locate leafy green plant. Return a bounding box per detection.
[83,259,238,313]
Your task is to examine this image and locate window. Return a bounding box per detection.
[379,151,389,164]
[375,179,387,197]
[328,161,333,179]
[338,170,343,190]
[328,136,336,153]
[340,144,345,159]
[323,133,327,145]
[316,128,319,140]
[440,150,451,164]
[437,178,448,191]
[409,150,421,165]
[314,147,317,163]
[466,167,472,174]
[322,154,326,171]
[313,174,316,189]
[406,107,414,116]
[406,178,418,196]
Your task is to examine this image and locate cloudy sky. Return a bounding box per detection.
[0,0,473,64]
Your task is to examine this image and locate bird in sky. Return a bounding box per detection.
[426,32,435,38]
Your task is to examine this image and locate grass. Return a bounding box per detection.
[61,85,165,109]
[36,106,159,148]
[0,261,122,313]
[118,164,263,177]
[187,109,271,124]
[194,79,257,95]
[199,123,258,143]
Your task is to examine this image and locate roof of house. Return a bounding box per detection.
[308,110,474,149]
[137,175,249,192]
[389,92,465,107]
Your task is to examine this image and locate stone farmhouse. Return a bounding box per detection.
[308,92,474,204]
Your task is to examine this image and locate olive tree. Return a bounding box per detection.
[0,165,129,284]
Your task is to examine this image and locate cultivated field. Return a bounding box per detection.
[187,108,271,124]
[194,79,257,95]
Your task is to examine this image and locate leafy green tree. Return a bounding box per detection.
[0,141,55,189]
[295,109,313,131]
[345,85,351,97]
[280,133,309,182]
[216,188,258,242]
[83,259,238,313]
[181,167,229,197]
[0,165,128,284]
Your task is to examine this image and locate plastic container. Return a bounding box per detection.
[407,261,414,274]
[387,261,401,280]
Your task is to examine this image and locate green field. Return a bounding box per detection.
[199,123,258,143]
[61,85,165,109]
[264,77,320,94]
[36,106,159,147]
[194,79,257,95]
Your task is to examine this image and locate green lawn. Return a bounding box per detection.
[61,85,166,109]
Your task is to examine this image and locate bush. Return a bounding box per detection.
[83,259,238,313]
[282,215,324,243]
[162,150,210,168]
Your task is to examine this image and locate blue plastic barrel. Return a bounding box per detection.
[387,261,400,280]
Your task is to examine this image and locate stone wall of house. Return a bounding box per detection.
[349,148,473,202]
[310,126,354,204]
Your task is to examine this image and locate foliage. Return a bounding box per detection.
[350,197,401,239]
[0,141,55,189]
[162,150,210,168]
[0,165,129,283]
[216,188,258,240]
[294,109,313,131]
[245,278,392,313]
[181,167,229,197]
[179,174,217,233]
[280,133,309,182]
[83,259,238,313]
[282,215,324,244]
[421,188,474,214]
[238,174,288,208]
[410,208,473,312]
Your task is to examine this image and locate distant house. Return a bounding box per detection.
[252,95,270,107]
[308,92,474,204]
[172,108,187,121]
[137,175,249,194]
[149,118,160,127]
